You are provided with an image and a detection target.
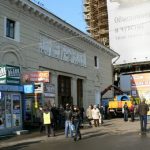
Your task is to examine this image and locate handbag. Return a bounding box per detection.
[70,124,75,132]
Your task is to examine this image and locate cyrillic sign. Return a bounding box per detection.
[0,65,20,85]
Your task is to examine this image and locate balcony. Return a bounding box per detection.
[86,26,91,33]
[84,6,90,14]
[84,0,90,6]
[85,14,91,21]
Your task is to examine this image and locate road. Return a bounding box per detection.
[1,132,150,150]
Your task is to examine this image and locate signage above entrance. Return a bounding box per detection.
[0,65,20,85]
[22,71,51,83]
[23,84,34,94]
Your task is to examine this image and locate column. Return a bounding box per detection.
[51,71,58,106]
[71,76,77,105]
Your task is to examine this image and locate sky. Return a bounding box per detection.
[30,0,87,33]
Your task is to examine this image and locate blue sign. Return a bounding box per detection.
[0,85,23,92]
[24,85,34,94]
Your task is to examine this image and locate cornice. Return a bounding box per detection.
[7,0,118,58]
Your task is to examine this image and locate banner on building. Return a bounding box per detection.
[44,83,55,97]
[131,73,150,101]
[22,71,51,83]
[107,0,150,64]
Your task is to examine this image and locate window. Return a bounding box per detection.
[4,17,20,41]
[6,19,15,39]
[94,56,99,68]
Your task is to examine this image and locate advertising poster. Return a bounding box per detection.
[107,0,150,64]
[0,93,5,129]
[24,98,32,121]
[131,73,150,115]
[12,94,21,127]
[13,114,20,127]
[131,73,150,99]
[5,93,12,128]
[5,94,11,114]
[6,114,12,128]
[44,83,55,97]
[12,95,20,114]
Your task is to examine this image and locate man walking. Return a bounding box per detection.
[123,102,129,121]
[138,99,149,134]
[64,104,73,138]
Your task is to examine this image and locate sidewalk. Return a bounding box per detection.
[0,119,142,148]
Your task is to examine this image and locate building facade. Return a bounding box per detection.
[0,0,118,134]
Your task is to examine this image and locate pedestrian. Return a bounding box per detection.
[130,103,135,122]
[38,106,44,133]
[51,103,59,130]
[92,105,100,127]
[80,106,85,123]
[104,104,108,119]
[138,98,149,134]
[99,105,104,124]
[123,102,129,121]
[58,104,65,129]
[86,105,93,127]
[43,105,55,137]
[72,105,82,141]
[64,103,73,138]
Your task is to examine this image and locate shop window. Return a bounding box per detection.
[0,93,22,130]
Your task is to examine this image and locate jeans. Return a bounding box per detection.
[73,120,81,139]
[130,112,134,122]
[65,120,73,137]
[124,112,128,121]
[140,115,147,132]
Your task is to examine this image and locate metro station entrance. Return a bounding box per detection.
[58,75,72,107]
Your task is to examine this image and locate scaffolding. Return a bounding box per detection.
[84,0,109,47]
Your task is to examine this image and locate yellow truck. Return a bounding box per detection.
[108,95,132,116]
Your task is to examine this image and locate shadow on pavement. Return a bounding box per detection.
[82,132,107,140]
[0,140,42,150]
[101,123,112,127]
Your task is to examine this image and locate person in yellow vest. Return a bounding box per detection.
[43,105,54,137]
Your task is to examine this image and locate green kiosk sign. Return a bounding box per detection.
[0,65,20,85]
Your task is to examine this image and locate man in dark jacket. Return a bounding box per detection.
[72,106,82,141]
[64,104,73,138]
[123,102,129,121]
[138,99,149,134]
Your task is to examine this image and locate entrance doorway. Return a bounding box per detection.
[58,75,72,107]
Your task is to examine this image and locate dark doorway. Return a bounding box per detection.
[58,75,72,107]
[77,79,83,107]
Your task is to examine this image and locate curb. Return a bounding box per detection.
[0,129,107,149]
